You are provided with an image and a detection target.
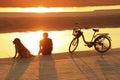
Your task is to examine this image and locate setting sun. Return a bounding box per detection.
[22,31,43,55]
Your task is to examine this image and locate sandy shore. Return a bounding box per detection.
[0,48,120,80]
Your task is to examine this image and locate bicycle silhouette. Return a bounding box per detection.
[69,23,111,54]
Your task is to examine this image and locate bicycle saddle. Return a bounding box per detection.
[93,29,99,32]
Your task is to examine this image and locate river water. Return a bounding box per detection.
[0,28,120,58]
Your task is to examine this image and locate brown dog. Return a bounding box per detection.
[13,38,34,58]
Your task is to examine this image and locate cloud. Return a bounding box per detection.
[0,0,120,7]
[0,10,120,33]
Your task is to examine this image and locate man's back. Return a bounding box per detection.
[39,32,53,55]
[40,38,52,51]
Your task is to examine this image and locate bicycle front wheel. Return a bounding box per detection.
[69,38,79,53]
[94,36,111,53]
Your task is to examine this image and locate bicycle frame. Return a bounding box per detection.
[78,29,111,48]
[81,30,96,43]
[76,29,97,47]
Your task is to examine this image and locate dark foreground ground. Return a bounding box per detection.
[0,48,120,80]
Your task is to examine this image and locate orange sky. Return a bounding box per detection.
[0,0,119,7]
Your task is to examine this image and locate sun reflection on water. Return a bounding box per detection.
[0,28,120,58]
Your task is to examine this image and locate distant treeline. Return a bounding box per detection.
[0,14,120,33]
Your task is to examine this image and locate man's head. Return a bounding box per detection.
[43,32,48,38]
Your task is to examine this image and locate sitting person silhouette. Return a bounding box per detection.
[38,32,53,55]
[13,38,34,58]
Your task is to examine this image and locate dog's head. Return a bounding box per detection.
[13,38,21,44]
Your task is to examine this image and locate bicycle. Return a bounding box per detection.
[69,24,111,54]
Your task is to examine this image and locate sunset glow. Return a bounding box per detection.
[22,31,43,55]
[0,5,120,13]
[0,5,120,58]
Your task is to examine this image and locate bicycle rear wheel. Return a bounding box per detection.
[69,38,79,53]
[94,36,111,53]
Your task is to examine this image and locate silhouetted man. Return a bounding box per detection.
[38,32,53,55]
